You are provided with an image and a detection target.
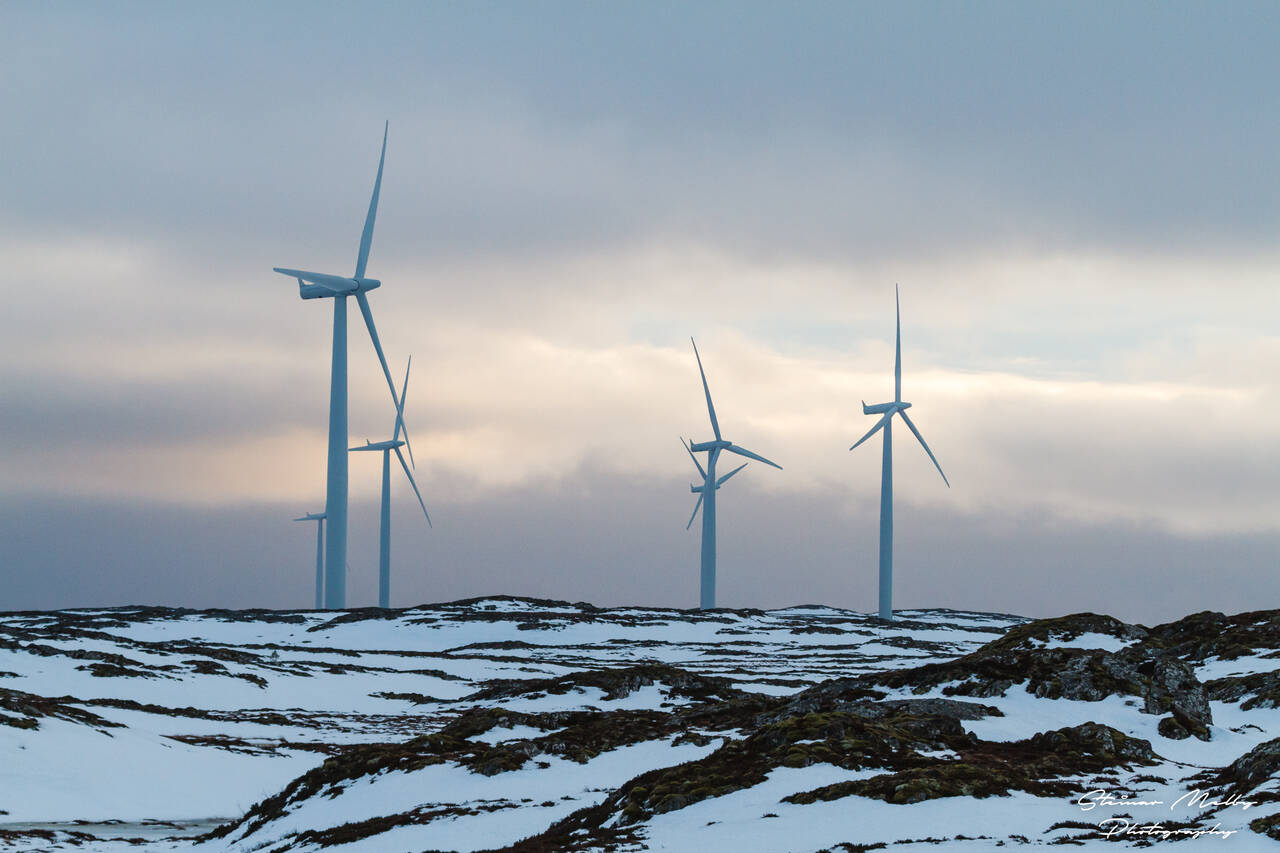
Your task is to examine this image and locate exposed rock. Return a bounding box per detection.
[1146,609,1280,663]
[208,704,730,843]
[504,717,1155,851]
[874,698,1004,721]
[983,613,1147,651]
[524,708,973,843]
[765,680,1000,725]
[78,661,160,678]
[463,663,752,705]
[0,687,123,731]
[15,641,156,671]
[1024,721,1156,766]
[861,614,1212,733]
[1158,711,1211,741]
[786,722,1154,806]
[204,733,466,841]
[1251,812,1280,842]
[18,600,1280,852]
[1208,736,1280,795]
[1206,670,1280,710]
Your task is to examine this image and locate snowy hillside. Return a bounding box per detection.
[3,599,1280,850]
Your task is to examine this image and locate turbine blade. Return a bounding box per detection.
[686,492,704,530]
[273,268,356,292]
[716,462,748,487]
[898,410,950,487]
[355,292,410,447]
[395,356,416,469]
[393,356,410,439]
[681,437,707,480]
[724,444,782,470]
[394,446,431,527]
[355,121,388,280]
[690,338,721,440]
[895,284,902,403]
[850,412,891,451]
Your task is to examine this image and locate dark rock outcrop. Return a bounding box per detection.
[1207,736,1280,796]
[859,614,1212,737]
[463,663,752,705]
[507,718,1155,851]
[1206,669,1280,710]
[1146,609,1280,663]
[0,687,123,731]
[786,722,1155,806]
[763,679,1001,726]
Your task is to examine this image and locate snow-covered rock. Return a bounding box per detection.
[3,600,1279,850]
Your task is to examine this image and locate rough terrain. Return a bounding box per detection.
[3,599,1279,850]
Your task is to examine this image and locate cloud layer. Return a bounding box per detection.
[3,3,1278,620]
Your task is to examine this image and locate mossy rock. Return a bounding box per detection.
[1251,811,1280,841]
[856,628,1212,732]
[0,687,123,731]
[1157,710,1210,741]
[1206,669,1280,710]
[1145,609,1280,663]
[783,723,1154,808]
[1205,736,1280,796]
[463,662,751,705]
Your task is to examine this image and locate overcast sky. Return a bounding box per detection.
[2,2,1278,624]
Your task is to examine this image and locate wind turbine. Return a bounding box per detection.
[292,511,326,609]
[685,338,781,610]
[274,122,412,609]
[350,356,430,609]
[849,285,949,621]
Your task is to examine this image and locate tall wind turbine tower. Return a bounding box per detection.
[351,357,430,608]
[685,338,781,610]
[850,286,949,621]
[292,511,326,609]
[274,122,411,609]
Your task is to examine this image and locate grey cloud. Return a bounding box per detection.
[2,3,1278,261]
[3,472,1276,626]
[0,371,326,447]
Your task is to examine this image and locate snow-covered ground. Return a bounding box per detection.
[2,599,1278,851]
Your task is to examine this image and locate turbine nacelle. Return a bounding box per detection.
[862,400,911,415]
[293,279,382,299]
[690,462,744,494]
[688,439,732,453]
[275,267,383,300]
[350,438,405,452]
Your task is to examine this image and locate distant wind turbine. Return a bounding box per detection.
[350,357,430,609]
[849,285,949,621]
[292,511,325,609]
[685,338,781,610]
[274,122,411,609]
